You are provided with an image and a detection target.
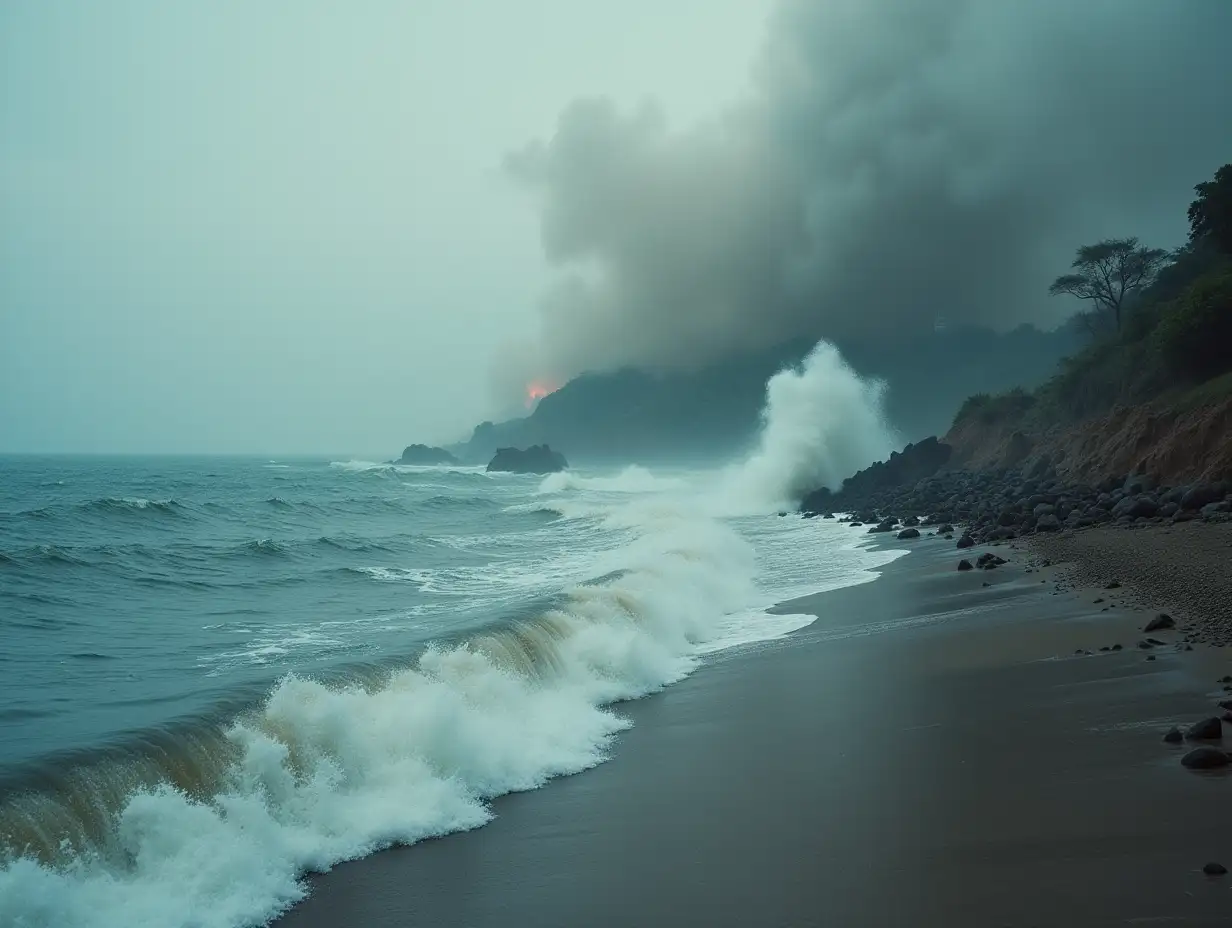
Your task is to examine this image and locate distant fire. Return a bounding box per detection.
[525,380,559,408]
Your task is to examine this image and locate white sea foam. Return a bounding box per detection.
[721,340,898,513]
[2,343,908,928]
[328,460,487,476]
[0,496,759,928]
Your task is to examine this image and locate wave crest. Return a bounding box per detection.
[0,498,758,928]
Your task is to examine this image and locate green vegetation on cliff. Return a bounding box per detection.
[954,163,1232,433]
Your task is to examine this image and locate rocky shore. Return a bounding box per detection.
[802,438,1232,539]
[800,436,1232,640]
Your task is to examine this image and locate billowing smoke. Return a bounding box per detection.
[499,0,1232,389]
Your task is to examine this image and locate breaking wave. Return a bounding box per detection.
[0,491,799,928]
[723,340,898,513]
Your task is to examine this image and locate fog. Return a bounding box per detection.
[498,0,1232,391]
[0,1,770,453]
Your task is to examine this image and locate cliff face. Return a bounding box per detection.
[944,384,1232,486]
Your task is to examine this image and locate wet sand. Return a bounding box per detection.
[277,534,1232,927]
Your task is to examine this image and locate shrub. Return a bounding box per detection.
[952,388,1034,428]
[952,393,991,426]
[1153,264,1232,382]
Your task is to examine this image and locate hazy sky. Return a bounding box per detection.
[497,0,1232,391]
[0,1,771,454]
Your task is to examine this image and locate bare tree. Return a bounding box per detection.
[1048,237,1169,333]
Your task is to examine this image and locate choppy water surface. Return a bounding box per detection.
[0,455,901,927]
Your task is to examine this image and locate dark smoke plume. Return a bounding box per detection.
[499,0,1232,391]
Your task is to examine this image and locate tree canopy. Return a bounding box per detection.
[1048,237,1169,333]
[1189,163,1232,255]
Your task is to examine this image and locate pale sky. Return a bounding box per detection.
[0,1,772,454]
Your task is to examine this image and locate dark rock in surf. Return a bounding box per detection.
[397,444,459,466]
[1181,747,1230,769]
[1164,727,1184,744]
[956,534,974,549]
[486,445,568,475]
[1204,862,1228,876]
[896,527,921,539]
[957,559,974,571]
[1186,717,1223,741]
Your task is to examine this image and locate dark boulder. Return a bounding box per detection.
[486,445,568,474]
[1112,495,1159,519]
[1144,613,1175,632]
[1123,474,1158,495]
[1181,482,1225,511]
[1204,862,1228,876]
[1186,717,1223,741]
[896,527,921,539]
[1035,514,1061,532]
[957,559,974,571]
[956,534,975,549]
[1163,727,1184,744]
[1181,747,1230,769]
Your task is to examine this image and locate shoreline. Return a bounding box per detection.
[277,528,1232,927]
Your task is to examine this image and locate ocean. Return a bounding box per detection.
[0,435,901,925]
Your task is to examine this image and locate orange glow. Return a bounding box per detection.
[525,380,559,408]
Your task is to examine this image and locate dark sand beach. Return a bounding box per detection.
[279,533,1232,927]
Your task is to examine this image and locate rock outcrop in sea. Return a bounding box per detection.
[396,444,459,465]
[486,445,568,474]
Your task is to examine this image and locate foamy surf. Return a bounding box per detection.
[0,497,762,928]
[0,340,908,928]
